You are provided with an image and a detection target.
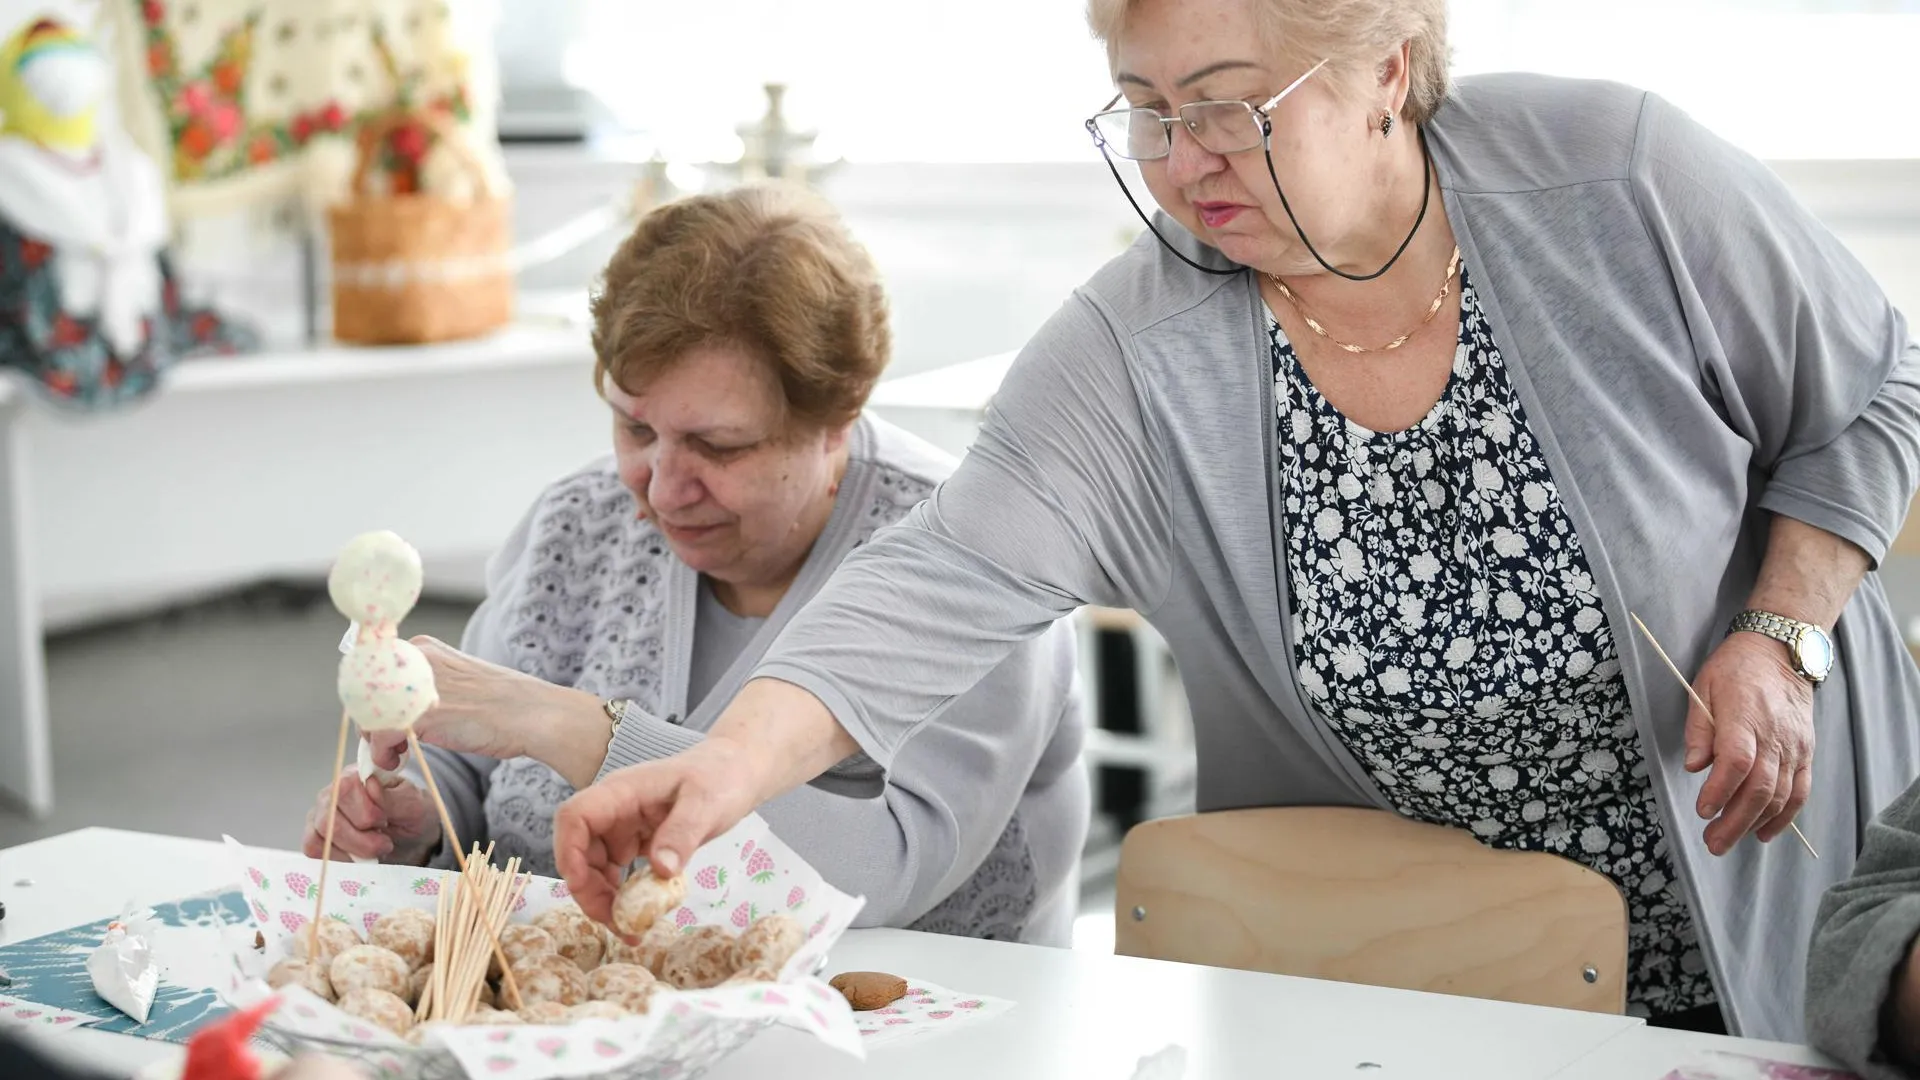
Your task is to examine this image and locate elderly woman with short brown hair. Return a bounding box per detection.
[557,0,1920,1038]
[298,183,1091,947]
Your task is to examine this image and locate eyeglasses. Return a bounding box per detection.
[1085,58,1328,161]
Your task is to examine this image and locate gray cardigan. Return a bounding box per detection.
[756,74,1920,1039]
[419,414,1090,945]
[1809,778,1920,1078]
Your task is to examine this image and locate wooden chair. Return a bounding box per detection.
[1114,806,1630,1013]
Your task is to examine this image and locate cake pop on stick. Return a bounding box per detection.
[323,530,523,1009]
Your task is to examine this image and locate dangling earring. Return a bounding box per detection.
[1379,110,1394,138]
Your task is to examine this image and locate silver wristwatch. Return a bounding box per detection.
[1728,610,1835,686]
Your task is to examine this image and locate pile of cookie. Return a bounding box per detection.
[264,868,806,1042]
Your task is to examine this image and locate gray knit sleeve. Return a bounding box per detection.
[1808,779,1920,1078]
[611,624,1085,929]
[1630,92,1920,567]
[753,294,1172,775]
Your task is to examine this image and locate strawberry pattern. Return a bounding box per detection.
[225,812,867,1078]
[849,979,1012,1048]
[745,848,776,884]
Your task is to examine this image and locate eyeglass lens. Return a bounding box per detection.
[1094,102,1265,160]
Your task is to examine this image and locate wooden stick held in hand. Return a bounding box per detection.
[1628,611,1820,859]
[311,707,354,960]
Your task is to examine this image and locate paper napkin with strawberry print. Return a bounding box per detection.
[851,979,1015,1049]
[0,994,101,1034]
[223,812,869,1079]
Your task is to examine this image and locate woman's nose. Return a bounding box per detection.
[648,446,703,511]
[1164,121,1226,187]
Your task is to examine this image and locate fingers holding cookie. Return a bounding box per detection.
[612,869,687,939]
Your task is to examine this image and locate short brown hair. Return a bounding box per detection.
[1085,0,1451,127]
[590,183,890,432]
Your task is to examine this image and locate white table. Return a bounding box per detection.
[0,828,1847,1080]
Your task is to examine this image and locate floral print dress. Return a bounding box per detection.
[1270,266,1716,1018]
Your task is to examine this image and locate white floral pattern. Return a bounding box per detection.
[1270,268,1715,1018]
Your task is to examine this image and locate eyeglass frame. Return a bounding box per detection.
[1084,58,1330,161]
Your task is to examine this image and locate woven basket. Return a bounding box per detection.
[328,111,513,345]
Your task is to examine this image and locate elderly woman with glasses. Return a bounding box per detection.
[553,0,1920,1039]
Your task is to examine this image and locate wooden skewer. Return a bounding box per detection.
[409,728,526,1009]
[1628,611,1820,859]
[310,707,355,961]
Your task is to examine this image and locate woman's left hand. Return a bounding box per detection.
[367,638,610,788]
[364,637,564,769]
[1686,631,1816,855]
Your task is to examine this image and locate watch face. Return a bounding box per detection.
[1796,629,1836,679]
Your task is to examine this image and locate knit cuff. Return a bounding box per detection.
[594,704,706,783]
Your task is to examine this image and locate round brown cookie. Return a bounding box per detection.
[329,945,410,1000]
[289,919,361,969]
[829,971,909,1012]
[659,926,736,990]
[566,1001,629,1021]
[337,987,414,1036]
[612,871,687,938]
[266,957,335,1003]
[509,952,589,1007]
[533,905,606,972]
[489,923,558,981]
[515,1001,570,1025]
[732,913,804,973]
[369,908,436,972]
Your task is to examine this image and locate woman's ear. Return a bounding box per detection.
[1376,40,1414,113]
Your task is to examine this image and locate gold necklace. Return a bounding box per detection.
[1267,246,1462,354]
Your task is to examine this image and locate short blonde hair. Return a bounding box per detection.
[589,183,890,433]
[1086,0,1451,127]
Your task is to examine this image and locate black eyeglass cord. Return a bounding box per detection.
[1096,125,1435,284]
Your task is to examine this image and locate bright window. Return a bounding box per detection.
[544,0,1920,163]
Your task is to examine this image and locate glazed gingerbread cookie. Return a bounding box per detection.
[612,868,687,938]
[369,908,436,972]
[266,957,335,1003]
[533,905,606,972]
[566,1001,630,1021]
[290,918,361,969]
[510,952,590,1007]
[605,921,678,977]
[489,923,558,981]
[337,987,415,1037]
[732,913,804,973]
[515,1001,571,1025]
[829,971,909,1012]
[659,925,736,990]
[329,945,410,1000]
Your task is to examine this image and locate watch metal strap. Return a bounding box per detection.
[1728,610,1813,643]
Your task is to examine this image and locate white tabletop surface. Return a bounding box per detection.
[0,828,1850,1080]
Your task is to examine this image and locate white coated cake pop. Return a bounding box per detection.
[329,531,424,630]
[339,635,439,731]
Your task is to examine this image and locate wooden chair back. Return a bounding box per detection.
[1114,807,1629,1013]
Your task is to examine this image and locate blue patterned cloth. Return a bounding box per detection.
[0,890,250,1044]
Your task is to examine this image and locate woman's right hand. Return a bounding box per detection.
[301,770,440,865]
[553,678,863,927]
[554,736,764,926]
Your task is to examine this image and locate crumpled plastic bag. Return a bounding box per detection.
[86,919,159,1024]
